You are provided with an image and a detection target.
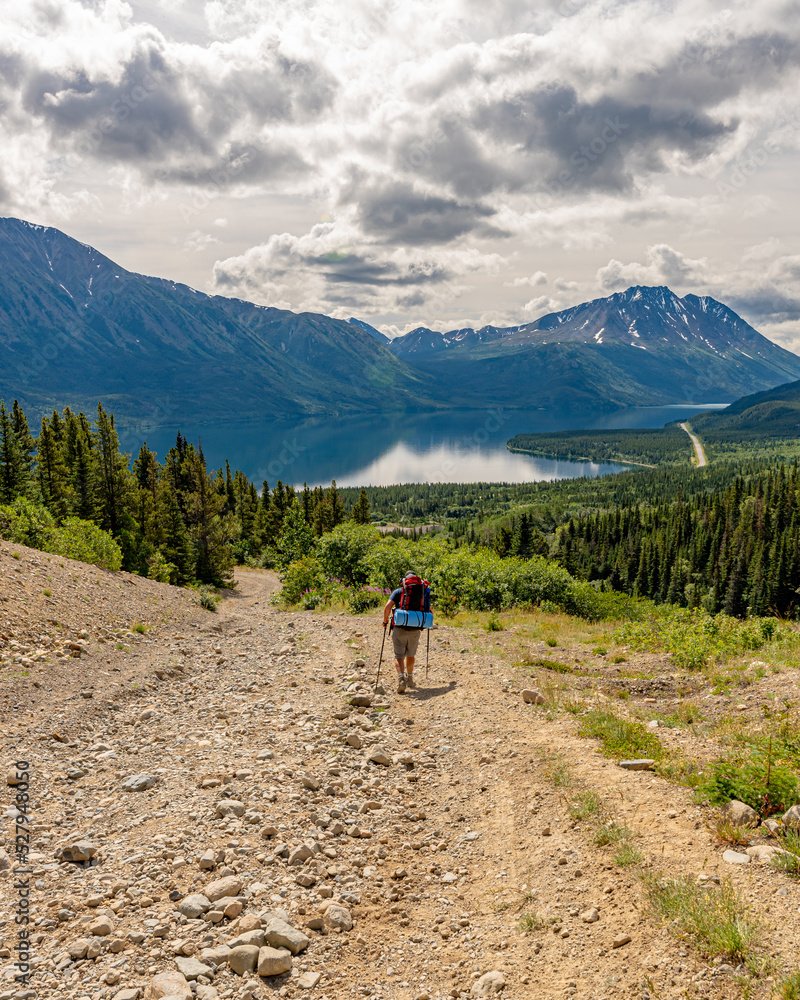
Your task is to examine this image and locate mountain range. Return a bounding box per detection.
[2,217,800,425]
[386,286,800,408]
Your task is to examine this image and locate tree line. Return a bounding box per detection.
[553,464,800,617]
[0,400,371,586]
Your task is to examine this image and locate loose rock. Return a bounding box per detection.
[471,970,506,996]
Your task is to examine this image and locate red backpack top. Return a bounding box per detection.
[399,575,430,613]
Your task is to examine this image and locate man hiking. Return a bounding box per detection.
[382,571,430,693]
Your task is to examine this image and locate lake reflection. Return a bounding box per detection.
[120,403,727,488]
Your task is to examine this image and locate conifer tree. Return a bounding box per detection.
[0,400,28,503]
[351,488,371,525]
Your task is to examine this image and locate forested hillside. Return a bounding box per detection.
[552,466,800,616]
[0,398,370,586]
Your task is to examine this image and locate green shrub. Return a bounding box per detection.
[614,606,784,668]
[48,518,123,570]
[0,499,122,570]
[147,550,177,584]
[280,555,326,605]
[317,523,380,585]
[347,586,387,614]
[0,497,56,549]
[700,748,800,816]
[275,500,316,573]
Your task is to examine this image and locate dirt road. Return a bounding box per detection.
[1,550,796,1000]
[680,423,708,467]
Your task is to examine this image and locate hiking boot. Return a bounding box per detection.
[405,674,416,689]
[397,674,407,694]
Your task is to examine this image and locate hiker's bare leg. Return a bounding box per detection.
[395,656,405,675]
[405,655,415,677]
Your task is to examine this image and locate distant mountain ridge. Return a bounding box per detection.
[1,217,800,424]
[0,217,436,423]
[387,285,800,408]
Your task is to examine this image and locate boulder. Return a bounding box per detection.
[367,746,391,766]
[257,946,293,977]
[522,689,545,705]
[204,875,242,902]
[177,894,211,919]
[227,944,260,976]
[89,915,114,936]
[783,804,800,830]
[215,799,245,818]
[471,971,506,996]
[227,929,266,949]
[264,917,310,954]
[67,938,90,959]
[174,956,213,980]
[146,971,192,1000]
[746,845,787,863]
[199,945,231,966]
[288,844,315,866]
[58,840,99,863]
[722,849,750,865]
[122,773,159,792]
[323,904,353,931]
[721,800,759,828]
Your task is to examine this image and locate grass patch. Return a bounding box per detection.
[485,613,504,632]
[614,843,644,867]
[42,588,51,597]
[545,637,558,647]
[775,969,800,999]
[593,820,632,847]
[517,910,545,932]
[578,708,663,761]
[640,871,764,966]
[539,753,573,789]
[769,831,800,879]
[569,790,603,822]
[714,818,752,847]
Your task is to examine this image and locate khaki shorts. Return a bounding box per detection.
[392,626,421,659]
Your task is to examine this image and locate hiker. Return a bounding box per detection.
[382,571,430,693]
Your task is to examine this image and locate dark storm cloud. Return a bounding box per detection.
[318,253,451,287]
[22,48,214,159]
[9,31,336,179]
[728,288,800,324]
[158,139,310,186]
[429,84,735,198]
[346,181,506,244]
[388,24,800,206]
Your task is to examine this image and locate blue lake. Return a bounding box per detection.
[119,403,728,488]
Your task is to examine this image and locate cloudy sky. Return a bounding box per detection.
[2,0,800,348]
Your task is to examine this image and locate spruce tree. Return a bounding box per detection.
[351,488,371,525]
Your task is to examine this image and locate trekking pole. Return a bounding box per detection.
[426,628,430,681]
[374,623,387,693]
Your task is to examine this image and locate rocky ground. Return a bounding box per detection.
[1,539,799,1000]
